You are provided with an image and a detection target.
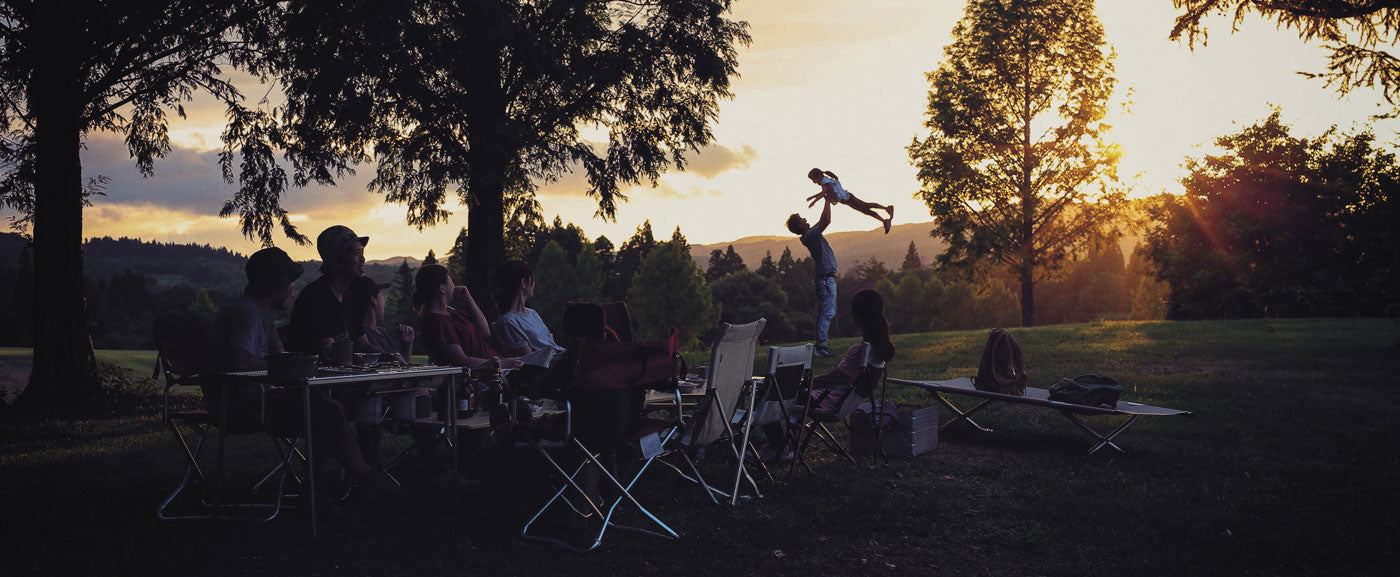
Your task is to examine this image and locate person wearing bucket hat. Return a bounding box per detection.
[287,225,369,360]
[204,247,395,496]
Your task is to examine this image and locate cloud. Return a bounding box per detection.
[683,144,759,179]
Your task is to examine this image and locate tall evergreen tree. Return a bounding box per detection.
[901,241,923,272]
[612,220,655,301]
[908,0,1126,326]
[757,250,777,280]
[627,240,717,349]
[445,227,469,283]
[423,250,438,266]
[705,244,747,281]
[390,259,416,330]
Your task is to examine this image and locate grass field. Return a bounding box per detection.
[2,318,1397,577]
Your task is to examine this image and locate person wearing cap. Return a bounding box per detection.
[287,225,369,361]
[204,247,394,496]
[346,276,414,365]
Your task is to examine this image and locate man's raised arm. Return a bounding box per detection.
[814,197,833,232]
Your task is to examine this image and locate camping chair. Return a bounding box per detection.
[664,318,766,505]
[731,344,813,478]
[154,320,302,521]
[520,329,681,552]
[788,343,887,477]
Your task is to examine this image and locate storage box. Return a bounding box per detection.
[849,402,938,457]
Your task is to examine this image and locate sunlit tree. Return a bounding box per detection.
[908,0,1126,327]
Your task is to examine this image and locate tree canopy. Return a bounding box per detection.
[266,0,750,311]
[1170,1,1400,112]
[1144,110,1400,318]
[0,0,285,404]
[907,0,1125,326]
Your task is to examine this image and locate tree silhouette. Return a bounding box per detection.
[627,240,716,349]
[0,0,283,404]
[908,0,1126,326]
[901,241,923,272]
[704,244,746,281]
[1144,111,1400,319]
[271,0,749,310]
[1171,1,1400,113]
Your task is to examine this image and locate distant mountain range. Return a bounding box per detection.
[689,220,945,272]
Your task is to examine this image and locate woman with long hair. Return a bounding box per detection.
[493,260,565,358]
[758,289,896,461]
[413,264,521,369]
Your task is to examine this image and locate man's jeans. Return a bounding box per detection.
[814,276,836,346]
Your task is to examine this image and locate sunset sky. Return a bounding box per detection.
[14,1,1400,261]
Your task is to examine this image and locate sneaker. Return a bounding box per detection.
[883,218,892,234]
[813,345,835,358]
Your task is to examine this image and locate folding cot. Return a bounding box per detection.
[888,377,1193,454]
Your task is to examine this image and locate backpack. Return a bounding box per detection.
[1048,374,1123,408]
[974,328,1027,396]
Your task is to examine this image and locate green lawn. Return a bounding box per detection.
[2,318,1398,577]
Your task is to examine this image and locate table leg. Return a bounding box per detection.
[449,373,459,510]
[304,382,317,540]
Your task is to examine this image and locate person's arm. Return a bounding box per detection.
[813,197,833,232]
[451,285,491,338]
[439,344,523,369]
[397,324,415,364]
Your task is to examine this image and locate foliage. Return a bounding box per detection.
[530,241,604,332]
[627,240,717,349]
[1171,0,1400,114]
[1143,111,1400,319]
[901,241,923,272]
[704,244,747,281]
[269,0,750,308]
[707,270,792,343]
[773,247,816,341]
[908,0,1126,326]
[611,220,656,301]
[756,250,777,279]
[445,228,469,284]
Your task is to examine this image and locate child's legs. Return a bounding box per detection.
[842,197,889,223]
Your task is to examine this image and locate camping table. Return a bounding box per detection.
[225,364,463,538]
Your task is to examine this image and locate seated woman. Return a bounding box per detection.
[758,289,896,461]
[413,264,522,370]
[493,260,566,359]
[347,276,414,365]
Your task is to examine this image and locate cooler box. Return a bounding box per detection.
[849,402,938,457]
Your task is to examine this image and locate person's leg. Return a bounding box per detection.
[814,276,836,354]
[845,195,894,231]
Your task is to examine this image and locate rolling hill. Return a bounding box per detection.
[689,220,945,272]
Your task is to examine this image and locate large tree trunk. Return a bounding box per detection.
[463,152,505,320]
[23,2,98,407]
[1019,264,1035,328]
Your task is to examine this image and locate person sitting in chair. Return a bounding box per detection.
[204,247,395,496]
[757,289,896,462]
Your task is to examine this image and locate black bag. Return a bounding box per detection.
[974,328,1027,396]
[1048,374,1122,408]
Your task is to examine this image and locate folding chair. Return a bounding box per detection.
[154,320,303,521]
[788,343,887,477]
[664,318,766,505]
[520,330,682,552]
[731,344,813,478]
